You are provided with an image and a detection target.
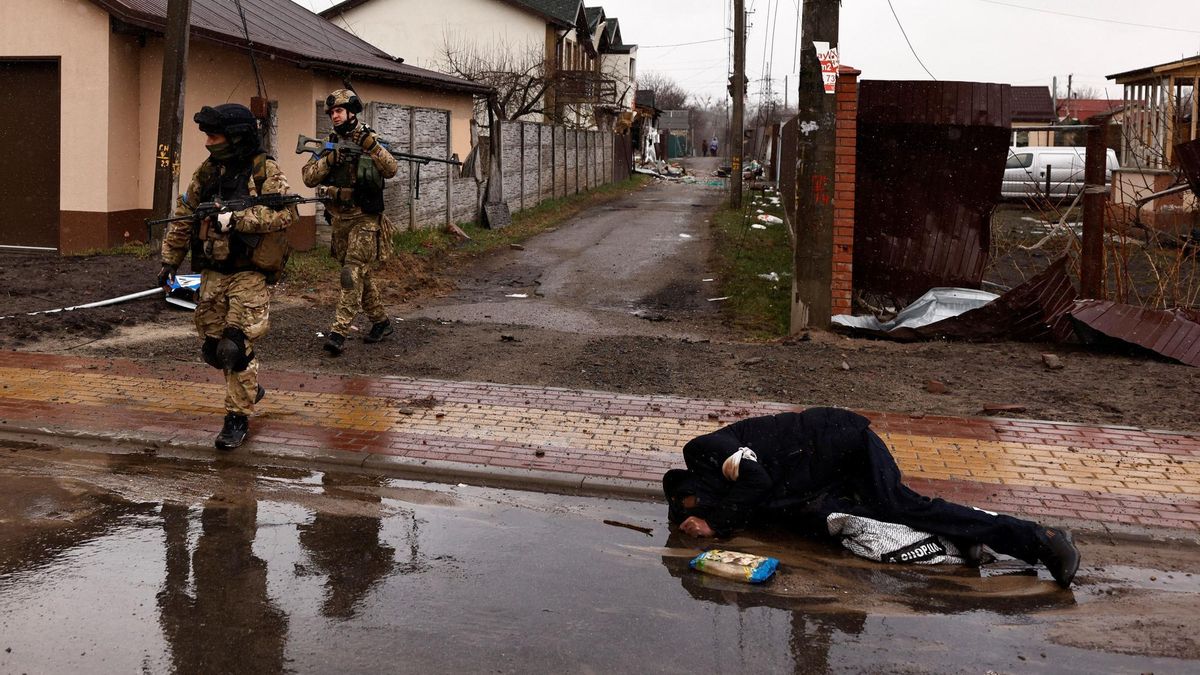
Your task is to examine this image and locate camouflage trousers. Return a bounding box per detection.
[330,213,387,335]
[195,269,270,415]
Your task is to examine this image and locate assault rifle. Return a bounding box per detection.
[145,193,325,227]
[295,134,461,199]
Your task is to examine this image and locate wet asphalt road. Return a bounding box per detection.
[1,441,1198,674]
[410,172,726,338]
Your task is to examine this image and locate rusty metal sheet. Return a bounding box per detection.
[1069,300,1200,367]
[853,81,1012,302]
[837,257,1077,342]
[1177,138,1200,197]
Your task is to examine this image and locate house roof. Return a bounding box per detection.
[1108,55,1200,83]
[1011,85,1054,123]
[1057,98,1124,123]
[323,0,581,29]
[92,0,491,95]
[585,6,604,31]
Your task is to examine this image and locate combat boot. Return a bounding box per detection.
[1035,527,1080,589]
[364,319,394,344]
[215,413,249,450]
[323,332,345,355]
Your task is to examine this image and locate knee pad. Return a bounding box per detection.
[201,337,222,369]
[216,327,254,372]
[340,266,357,290]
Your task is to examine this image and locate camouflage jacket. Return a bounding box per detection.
[301,121,399,218]
[161,154,295,271]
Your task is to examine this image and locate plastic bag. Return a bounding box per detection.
[689,549,779,583]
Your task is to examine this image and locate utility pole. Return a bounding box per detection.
[150,0,194,245]
[730,0,746,208]
[790,0,839,332]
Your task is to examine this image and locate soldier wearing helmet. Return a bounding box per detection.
[302,88,399,356]
[158,103,297,450]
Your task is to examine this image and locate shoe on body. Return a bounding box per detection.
[1036,527,1081,589]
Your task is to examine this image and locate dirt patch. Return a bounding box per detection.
[4,223,1200,433]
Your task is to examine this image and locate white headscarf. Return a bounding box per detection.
[722,447,758,481]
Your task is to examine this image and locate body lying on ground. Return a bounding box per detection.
[662,407,1081,588]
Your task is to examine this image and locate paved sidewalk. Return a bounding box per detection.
[2,351,1199,534]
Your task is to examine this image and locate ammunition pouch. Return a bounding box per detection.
[354,155,385,214]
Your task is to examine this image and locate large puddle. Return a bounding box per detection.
[0,444,1197,673]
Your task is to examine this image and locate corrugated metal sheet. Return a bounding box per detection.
[853,81,1012,302]
[91,0,491,94]
[1177,138,1200,197]
[1069,301,1200,367]
[836,256,1077,342]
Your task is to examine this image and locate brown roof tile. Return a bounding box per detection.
[1011,86,1054,123]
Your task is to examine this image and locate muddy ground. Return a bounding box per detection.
[1,187,1198,432]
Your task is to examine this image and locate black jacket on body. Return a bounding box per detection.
[664,407,873,536]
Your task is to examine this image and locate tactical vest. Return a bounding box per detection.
[191,153,292,281]
[324,128,385,214]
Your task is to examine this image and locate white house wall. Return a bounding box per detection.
[328,0,547,72]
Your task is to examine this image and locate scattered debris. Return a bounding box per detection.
[742,356,764,366]
[707,296,730,302]
[505,293,529,298]
[756,214,784,225]
[534,449,546,457]
[1041,353,1064,370]
[603,519,654,536]
[757,272,780,282]
[633,310,666,322]
[500,334,518,342]
[925,380,948,394]
[981,403,1027,414]
[750,223,767,230]
[840,360,851,371]
[833,257,1077,343]
[1069,301,1200,367]
[509,243,525,251]
[678,233,693,239]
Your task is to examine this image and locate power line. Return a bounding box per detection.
[639,37,728,49]
[972,0,1200,35]
[886,0,937,80]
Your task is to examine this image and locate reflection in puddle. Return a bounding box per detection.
[0,446,1198,673]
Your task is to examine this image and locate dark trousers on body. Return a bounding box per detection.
[699,428,1046,564]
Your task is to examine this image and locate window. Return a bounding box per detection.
[629,58,636,80]
[1006,153,1033,169]
[1013,130,1029,146]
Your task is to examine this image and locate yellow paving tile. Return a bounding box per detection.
[2,365,1200,501]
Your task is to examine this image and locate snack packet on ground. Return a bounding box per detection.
[689,549,779,583]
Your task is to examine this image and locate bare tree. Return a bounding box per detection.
[437,33,551,128]
[638,72,689,110]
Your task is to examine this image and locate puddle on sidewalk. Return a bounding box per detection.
[0,442,1197,673]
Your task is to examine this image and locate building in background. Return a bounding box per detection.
[0,0,488,253]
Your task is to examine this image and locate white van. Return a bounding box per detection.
[1002,146,1119,199]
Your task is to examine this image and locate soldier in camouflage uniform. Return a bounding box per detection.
[302,89,399,355]
[158,103,296,450]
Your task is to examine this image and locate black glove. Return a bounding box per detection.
[157,263,177,288]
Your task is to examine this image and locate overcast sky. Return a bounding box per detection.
[293,0,1200,104]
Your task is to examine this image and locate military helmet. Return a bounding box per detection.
[193,103,258,136]
[324,88,363,115]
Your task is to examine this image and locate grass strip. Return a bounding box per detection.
[709,190,792,338]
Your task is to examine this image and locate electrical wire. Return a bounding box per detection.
[232,0,268,99]
[639,37,729,49]
[972,0,1200,35]
[886,0,937,80]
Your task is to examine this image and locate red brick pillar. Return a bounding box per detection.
[831,66,860,316]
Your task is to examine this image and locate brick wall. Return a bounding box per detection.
[831,66,860,316]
